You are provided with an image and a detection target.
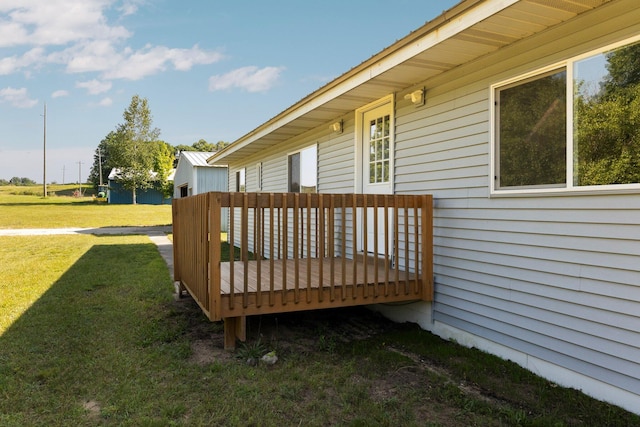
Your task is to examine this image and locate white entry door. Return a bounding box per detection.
[360,101,393,255]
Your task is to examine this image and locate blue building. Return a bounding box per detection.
[107,168,173,205]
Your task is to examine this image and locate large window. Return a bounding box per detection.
[288,145,317,193]
[493,36,640,193]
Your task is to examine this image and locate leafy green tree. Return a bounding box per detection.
[153,140,175,198]
[8,177,36,186]
[192,139,215,151]
[108,95,161,204]
[88,131,119,189]
[173,139,229,167]
[174,139,229,153]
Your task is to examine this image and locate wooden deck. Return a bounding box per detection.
[173,192,433,349]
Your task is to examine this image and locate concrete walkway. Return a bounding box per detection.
[0,225,175,277]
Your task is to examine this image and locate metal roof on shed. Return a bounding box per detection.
[179,151,221,167]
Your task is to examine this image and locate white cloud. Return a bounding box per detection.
[51,89,69,98]
[50,40,121,74]
[0,2,223,81]
[0,87,38,108]
[118,0,144,16]
[103,44,224,80]
[97,97,113,107]
[0,0,130,48]
[167,44,224,71]
[76,79,112,95]
[0,47,45,75]
[208,66,284,93]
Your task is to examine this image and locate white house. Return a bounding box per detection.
[206,0,640,413]
[173,151,227,199]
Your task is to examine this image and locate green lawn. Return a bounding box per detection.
[0,192,638,426]
[0,185,171,229]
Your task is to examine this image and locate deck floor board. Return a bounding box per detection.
[220,257,417,295]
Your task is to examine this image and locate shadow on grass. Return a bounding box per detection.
[0,241,179,425]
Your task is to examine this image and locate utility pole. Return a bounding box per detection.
[98,147,103,186]
[42,103,47,198]
[62,165,65,185]
[77,161,83,196]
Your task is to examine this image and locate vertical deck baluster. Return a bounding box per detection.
[383,195,390,296]
[362,194,368,299]
[229,194,235,309]
[341,194,347,301]
[318,194,325,303]
[269,193,275,306]
[306,193,312,303]
[352,193,358,300]
[282,194,288,305]
[256,198,262,308]
[373,194,379,297]
[394,197,400,296]
[293,193,300,304]
[242,193,249,308]
[330,194,336,301]
[404,198,410,296]
[414,202,419,295]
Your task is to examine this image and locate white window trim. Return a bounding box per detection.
[255,162,262,192]
[354,94,395,194]
[235,168,246,192]
[490,34,640,197]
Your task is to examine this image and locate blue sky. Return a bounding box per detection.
[0,0,459,183]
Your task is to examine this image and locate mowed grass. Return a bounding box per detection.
[0,185,171,228]
[0,193,638,426]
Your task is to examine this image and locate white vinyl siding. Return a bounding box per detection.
[318,117,355,193]
[393,0,640,399]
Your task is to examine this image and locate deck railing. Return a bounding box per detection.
[173,192,433,323]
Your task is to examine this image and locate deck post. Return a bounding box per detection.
[209,192,222,320]
[223,316,247,350]
[172,199,181,284]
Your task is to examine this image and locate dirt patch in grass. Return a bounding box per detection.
[82,400,101,421]
[189,339,236,365]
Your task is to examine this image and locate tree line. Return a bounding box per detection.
[88,94,228,204]
[0,177,37,186]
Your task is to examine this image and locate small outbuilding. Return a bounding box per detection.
[173,151,228,199]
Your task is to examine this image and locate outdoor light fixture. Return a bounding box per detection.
[404,88,425,106]
[330,120,343,133]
